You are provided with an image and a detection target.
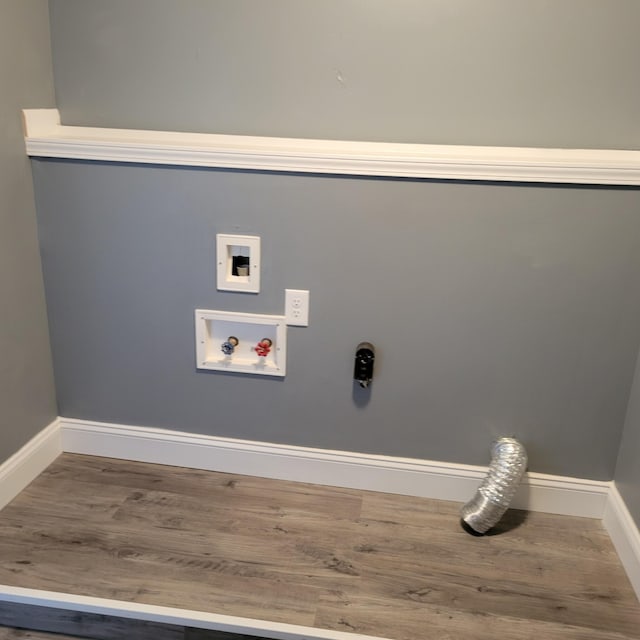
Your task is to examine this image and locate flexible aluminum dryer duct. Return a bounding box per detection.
[460,437,528,535]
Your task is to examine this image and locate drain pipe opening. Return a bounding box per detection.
[460,437,528,535]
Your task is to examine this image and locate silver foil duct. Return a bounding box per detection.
[461,437,528,535]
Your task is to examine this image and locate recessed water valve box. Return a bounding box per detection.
[195,309,286,377]
[216,234,260,293]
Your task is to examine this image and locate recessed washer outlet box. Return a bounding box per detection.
[195,309,286,377]
[216,234,260,293]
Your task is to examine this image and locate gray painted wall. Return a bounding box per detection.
[615,354,640,527]
[36,2,640,483]
[49,0,640,150]
[0,0,57,461]
[32,160,640,480]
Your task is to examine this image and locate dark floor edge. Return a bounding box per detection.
[0,586,382,640]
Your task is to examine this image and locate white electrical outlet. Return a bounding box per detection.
[285,289,310,326]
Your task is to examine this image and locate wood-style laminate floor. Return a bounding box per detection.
[0,453,638,640]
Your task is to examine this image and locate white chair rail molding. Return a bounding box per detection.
[22,109,640,185]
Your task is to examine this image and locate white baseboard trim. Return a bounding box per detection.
[58,417,609,519]
[603,483,640,601]
[0,419,62,511]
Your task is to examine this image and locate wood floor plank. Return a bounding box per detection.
[314,592,638,640]
[0,453,637,640]
[0,509,353,606]
[39,456,363,518]
[0,539,319,626]
[346,517,630,593]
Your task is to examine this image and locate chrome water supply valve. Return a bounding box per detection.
[255,338,272,357]
[220,336,239,356]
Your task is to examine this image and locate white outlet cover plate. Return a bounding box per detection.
[285,289,309,326]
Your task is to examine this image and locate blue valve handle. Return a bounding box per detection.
[221,336,239,356]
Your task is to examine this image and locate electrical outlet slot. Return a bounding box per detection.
[285,289,310,326]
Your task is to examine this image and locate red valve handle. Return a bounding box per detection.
[255,338,272,357]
